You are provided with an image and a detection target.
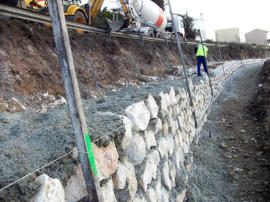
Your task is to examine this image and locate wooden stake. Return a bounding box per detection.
[167,0,198,128]
[47,0,99,201]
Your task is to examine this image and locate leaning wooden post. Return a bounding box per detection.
[167,0,198,128]
[47,0,99,201]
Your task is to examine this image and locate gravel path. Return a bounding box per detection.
[188,63,269,202]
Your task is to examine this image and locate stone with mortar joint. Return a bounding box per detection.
[125,101,150,131]
[126,133,146,165]
[30,174,65,202]
[162,161,172,190]
[65,164,87,202]
[113,161,127,190]
[146,187,157,202]
[92,141,119,182]
[140,150,160,192]
[120,115,133,151]
[123,158,137,201]
[99,178,117,202]
[146,94,159,119]
[144,130,157,150]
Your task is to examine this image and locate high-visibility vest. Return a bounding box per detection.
[196,44,208,57]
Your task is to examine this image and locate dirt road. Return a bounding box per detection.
[188,62,270,201]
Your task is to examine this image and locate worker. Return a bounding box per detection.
[195,43,209,77]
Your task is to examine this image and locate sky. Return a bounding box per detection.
[103,0,270,41]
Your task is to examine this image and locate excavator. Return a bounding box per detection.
[1,0,168,34]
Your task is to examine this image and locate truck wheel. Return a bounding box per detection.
[73,10,87,24]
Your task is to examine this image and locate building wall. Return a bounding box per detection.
[245,29,268,45]
[215,28,240,42]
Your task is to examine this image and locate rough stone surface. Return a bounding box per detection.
[169,161,176,188]
[92,141,119,182]
[140,150,160,191]
[158,137,168,158]
[99,178,117,202]
[146,94,159,119]
[162,161,172,190]
[144,130,157,150]
[155,118,163,134]
[169,87,177,105]
[30,174,65,202]
[146,187,157,202]
[120,116,133,151]
[123,158,138,201]
[112,161,127,190]
[160,186,170,202]
[126,134,146,165]
[65,164,87,202]
[125,101,150,131]
[176,189,186,202]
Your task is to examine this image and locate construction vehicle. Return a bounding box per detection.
[1,0,176,38]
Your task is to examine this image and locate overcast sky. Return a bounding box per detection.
[167,0,270,41]
[103,0,270,41]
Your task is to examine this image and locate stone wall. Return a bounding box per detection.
[31,59,266,202]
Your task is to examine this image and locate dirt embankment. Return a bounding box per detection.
[0,19,266,112]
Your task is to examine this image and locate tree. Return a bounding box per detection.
[151,0,165,10]
[182,12,196,40]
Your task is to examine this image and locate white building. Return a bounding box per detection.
[194,13,206,41]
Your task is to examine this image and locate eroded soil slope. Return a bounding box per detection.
[0,19,266,113]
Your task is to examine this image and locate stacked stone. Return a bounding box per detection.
[30,59,265,202]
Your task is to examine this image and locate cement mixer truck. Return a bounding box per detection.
[1,0,182,39]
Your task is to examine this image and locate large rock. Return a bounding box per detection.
[140,150,160,192]
[160,186,169,202]
[93,141,119,182]
[123,158,138,201]
[30,174,65,202]
[167,134,175,156]
[112,161,127,190]
[159,92,170,113]
[169,161,176,188]
[176,189,186,202]
[120,116,133,151]
[99,178,117,202]
[126,134,146,165]
[65,164,87,202]
[146,188,157,202]
[162,161,172,190]
[158,137,168,159]
[146,94,159,119]
[125,101,150,131]
[169,87,177,105]
[144,130,157,150]
[155,118,163,134]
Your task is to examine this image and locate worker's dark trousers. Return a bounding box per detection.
[197,56,208,76]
